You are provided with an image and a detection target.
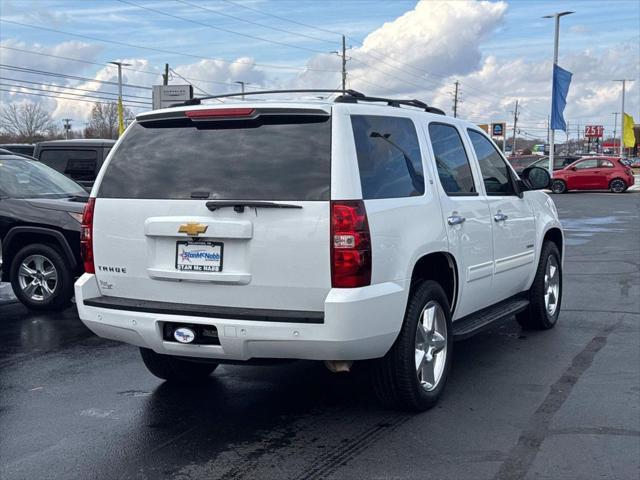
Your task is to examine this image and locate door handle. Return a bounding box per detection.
[447,215,466,225]
[494,213,508,222]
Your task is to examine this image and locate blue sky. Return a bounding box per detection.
[1,0,638,138]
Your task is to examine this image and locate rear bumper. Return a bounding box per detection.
[75,274,407,361]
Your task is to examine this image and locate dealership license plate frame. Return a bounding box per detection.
[175,240,224,272]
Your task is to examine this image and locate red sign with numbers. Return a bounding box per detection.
[584,125,604,138]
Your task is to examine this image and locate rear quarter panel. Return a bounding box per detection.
[523,190,563,288]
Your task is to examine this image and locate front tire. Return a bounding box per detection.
[139,348,218,383]
[551,179,567,194]
[516,241,562,330]
[373,280,453,411]
[9,243,74,310]
[609,178,626,193]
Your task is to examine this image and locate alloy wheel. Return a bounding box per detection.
[544,255,560,316]
[610,180,625,193]
[415,301,448,392]
[18,254,58,302]
[551,180,565,194]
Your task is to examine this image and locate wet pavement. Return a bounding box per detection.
[1,192,639,480]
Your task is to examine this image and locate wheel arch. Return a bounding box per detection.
[543,227,564,260]
[2,227,78,282]
[409,251,458,315]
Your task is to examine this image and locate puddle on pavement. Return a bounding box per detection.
[562,215,625,245]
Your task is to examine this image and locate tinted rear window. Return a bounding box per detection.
[40,149,98,181]
[351,115,424,199]
[98,115,331,200]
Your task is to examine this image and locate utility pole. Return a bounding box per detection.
[612,112,619,155]
[543,11,574,175]
[453,81,460,118]
[163,63,169,86]
[565,122,569,154]
[341,35,347,94]
[614,79,631,159]
[331,35,348,94]
[109,61,131,137]
[234,81,250,100]
[62,118,72,140]
[511,99,518,155]
[547,116,550,146]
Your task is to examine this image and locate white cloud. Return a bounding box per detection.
[2,0,638,136]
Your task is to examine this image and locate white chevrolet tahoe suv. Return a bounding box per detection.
[75,90,563,411]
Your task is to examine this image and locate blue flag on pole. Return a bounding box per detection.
[551,64,572,131]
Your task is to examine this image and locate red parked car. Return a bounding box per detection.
[550,157,635,194]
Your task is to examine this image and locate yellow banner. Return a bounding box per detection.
[623,113,635,148]
[118,99,125,137]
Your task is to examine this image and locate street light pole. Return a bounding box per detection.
[543,11,573,175]
[234,81,250,100]
[109,61,131,137]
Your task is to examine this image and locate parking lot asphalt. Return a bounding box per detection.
[1,192,638,480]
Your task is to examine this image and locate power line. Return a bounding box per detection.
[168,67,216,99]
[0,18,340,73]
[220,0,342,37]
[0,64,152,90]
[174,0,336,45]
[0,88,148,108]
[0,45,161,78]
[215,1,555,120]
[0,76,151,100]
[0,45,263,90]
[118,0,330,55]
[1,83,152,106]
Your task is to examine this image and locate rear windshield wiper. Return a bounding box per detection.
[205,200,303,213]
[66,194,89,202]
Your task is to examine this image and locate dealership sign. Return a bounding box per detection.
[584,125,604,138]
[152,85,194,110]
[491,122,506,137]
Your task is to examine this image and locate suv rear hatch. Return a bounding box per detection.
[91,106,332,312]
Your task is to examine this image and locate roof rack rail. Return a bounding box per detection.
[171,89,363,107]
[170,89,445,115]
[335,93,445,115]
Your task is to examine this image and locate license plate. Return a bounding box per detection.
[175,241,223,272]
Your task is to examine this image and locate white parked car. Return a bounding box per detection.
[75,90,563,411]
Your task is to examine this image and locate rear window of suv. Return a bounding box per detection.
[351,115,424,199]
[98,114,331,201]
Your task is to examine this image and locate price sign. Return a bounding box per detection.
[584,125,604,138]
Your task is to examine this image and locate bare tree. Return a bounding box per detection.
[84,102,132,139]
[0,103,56,142]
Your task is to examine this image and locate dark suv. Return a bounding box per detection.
[0,155,88,309]
[34,139,115,190]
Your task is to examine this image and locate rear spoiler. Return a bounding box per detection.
[137,107,331,124]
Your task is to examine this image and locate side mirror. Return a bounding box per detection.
[520,166,551,190]
[570,166,577,171]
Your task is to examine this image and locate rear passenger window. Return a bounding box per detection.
[468,130,515,195]
[428,123,476,195]
[351,115,424,199]
[39,149,98,181]
[599,159,614,168]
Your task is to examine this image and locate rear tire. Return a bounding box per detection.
[139,348,218,382]
[516,241,562,330]
[609,178,626,193]
[372,280,453,411]
[551,179,566,194]
[9,243,74,311]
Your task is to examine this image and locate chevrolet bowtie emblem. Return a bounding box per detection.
[178,223,208,236]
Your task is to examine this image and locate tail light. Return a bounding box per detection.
[331,200,371,288]
[80,197,96,274]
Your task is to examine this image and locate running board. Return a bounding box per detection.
[452,296,529,340]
